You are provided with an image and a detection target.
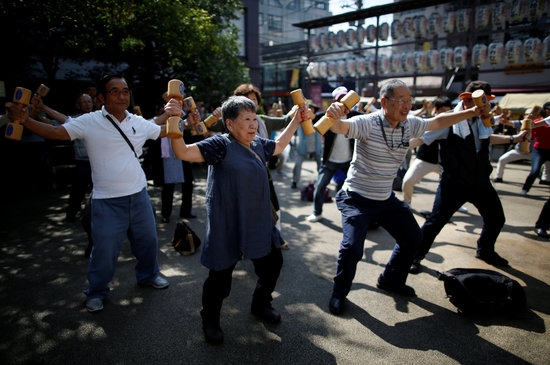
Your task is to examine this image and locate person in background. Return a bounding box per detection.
[535,196,550,239]
[306,86,362,223]
[520,102,550,196]
[13,74,183,313]
[410,81,530,274]
[324,79,491,316]
[291,100,322,189]
[65,93,94,222]
[170,95,309,345]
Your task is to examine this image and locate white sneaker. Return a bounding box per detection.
[306,214,323,222]
[458,206,468,213]
[520,190,527,196]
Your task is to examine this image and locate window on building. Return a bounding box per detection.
[287,0,300,10]
[268,15,283,32]
[269,0,283,8]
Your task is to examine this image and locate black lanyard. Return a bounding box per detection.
[377,115,409,150]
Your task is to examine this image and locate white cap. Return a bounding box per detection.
[332,86,348,101]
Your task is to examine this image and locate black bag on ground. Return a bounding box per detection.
[437,268,526,316]
[171,221,202,256]
[300,181,332,202]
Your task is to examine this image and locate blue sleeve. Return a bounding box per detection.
[421,128,449,146]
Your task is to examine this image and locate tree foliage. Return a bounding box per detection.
[0,0,248,109]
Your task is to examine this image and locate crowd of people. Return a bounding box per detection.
[2,75,547,345]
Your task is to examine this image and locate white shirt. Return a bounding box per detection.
[63,107,161,199]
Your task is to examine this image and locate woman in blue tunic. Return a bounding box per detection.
[170,95,309,345]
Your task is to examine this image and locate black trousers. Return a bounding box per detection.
[201,246,283,325]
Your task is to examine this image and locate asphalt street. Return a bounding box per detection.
[1,153,549,365]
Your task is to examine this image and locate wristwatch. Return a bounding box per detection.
[510,135,514,144]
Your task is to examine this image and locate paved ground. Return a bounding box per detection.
[1,153,549,365]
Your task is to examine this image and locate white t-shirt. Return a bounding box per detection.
[63,108,161,199]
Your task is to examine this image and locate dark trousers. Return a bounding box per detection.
[332,189,421,298]
[160,162,194,219]
[536,197,550,230]
[416,178,505,261]
[523,147,550,192]
[66,160,92,218]
[201,246,283,325]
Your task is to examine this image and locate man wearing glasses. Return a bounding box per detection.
[410,80,530,274]
[324,79,500,316]
[12,74,185,313]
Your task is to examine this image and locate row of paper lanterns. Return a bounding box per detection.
[310,1,546,50]
[307,37,550,78]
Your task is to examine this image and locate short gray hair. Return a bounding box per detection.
[379,79,408,98]
[222,95,256,122]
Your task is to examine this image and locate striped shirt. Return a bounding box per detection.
[343,111,429,200]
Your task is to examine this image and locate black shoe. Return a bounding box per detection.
[329,296,346,315]
[539,180,550,186]
[161,217,170,223]
[291,182,297,189]
[409,260,421,274]
[475,252,509,267]
[251,305,281,323]
[493,177,503,183]
[202,323,224,345]
[376,276,416,297]
[535,228,550,239]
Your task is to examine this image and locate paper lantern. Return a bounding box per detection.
[346,28,357,46]
[319,33,328,50]
[402,18,414,38]
[415,16,428,38]
[318,62,328,77]
[336,30,346,47]
[328,61,337,76]
[379,22,389,41]
[454,46,468,68]
[492,2,508,28]
[510,0,527,22]
[523,38,541,62]
[475,5,491,29]
[366,25,377,43]
[543,36,550,61]
[401,52,414,72]
[356,57,367,76]
[337,60,347,76]
[391,20,402,39]
[428,13,442,35]
[310,35,319,52]
[488,42,504,65]
[306,62,319,78]
[378,54,389,74]
[456,9,471,32]
[328,32,337,48]
[366,54,376,74]
[414,51,427,71]
[390,53,401,73]
[505,40,522,64]
[346,58,356,76]
[472,44,487,66]
[444,11,456,33]
[357,26,366,44]
[440,48,454,69]
[426,50,440,70]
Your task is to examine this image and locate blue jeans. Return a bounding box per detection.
[313,160,350,215]
[522,147,550,192]
[332,189,421,298]
[85,188,160,299]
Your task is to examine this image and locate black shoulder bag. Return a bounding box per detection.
[105,115,138,158]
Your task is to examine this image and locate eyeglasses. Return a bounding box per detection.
[106,88,131,97]
[387,98,413,106]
